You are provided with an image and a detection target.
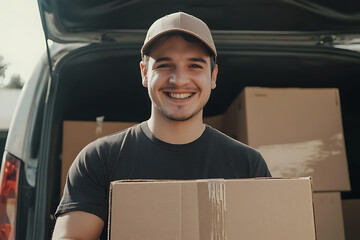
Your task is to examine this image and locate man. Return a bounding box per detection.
[52,12,271,240]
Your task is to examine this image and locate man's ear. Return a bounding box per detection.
[140,61,148,87]
[211,64,218,89]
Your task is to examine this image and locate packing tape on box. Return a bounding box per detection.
[208,180,227,240]
[198,180,227,240]
[95,116,105,137]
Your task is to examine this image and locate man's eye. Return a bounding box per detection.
[157,64,170,68]
[190,64,202,68]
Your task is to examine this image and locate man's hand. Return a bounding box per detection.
[52,211,104,240]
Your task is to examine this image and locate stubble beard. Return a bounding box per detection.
[156,103,205,122]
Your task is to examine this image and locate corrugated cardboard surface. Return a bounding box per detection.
[109,178,316,240]
[223,87,350,192]
[61,121,137,193]
[313,192,345,240]
[342,199,360,240]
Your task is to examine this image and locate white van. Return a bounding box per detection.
[1,0,360,239]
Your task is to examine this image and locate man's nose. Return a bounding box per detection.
[169,69,190,87]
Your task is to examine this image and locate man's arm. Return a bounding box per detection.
[52,211,104,240]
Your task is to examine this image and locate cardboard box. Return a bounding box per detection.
[313,192,345,240]
[203,115,224,131]
[342,199,360,240]
[108,178,316,240]
[62,120,137,192]
[61,116,223,192]
[223,87,350,192]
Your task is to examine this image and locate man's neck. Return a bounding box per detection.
[147,113,206,145]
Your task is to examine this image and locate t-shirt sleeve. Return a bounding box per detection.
[252,152,272,177]
[55,139,110,223]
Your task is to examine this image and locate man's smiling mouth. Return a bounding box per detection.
[166,92,195,99]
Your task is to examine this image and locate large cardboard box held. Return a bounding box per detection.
[108,178,316,240]
[223,87,350,192]
[313,192,345,240]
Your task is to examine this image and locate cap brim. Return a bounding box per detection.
[141,28,217,57]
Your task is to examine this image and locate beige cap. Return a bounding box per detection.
[141,12,217,56]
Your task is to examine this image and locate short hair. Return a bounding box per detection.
[142,31,217,74]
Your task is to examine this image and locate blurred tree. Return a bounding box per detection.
[0,55,24,89]
[0,55,7,80]
[6,73,24,89]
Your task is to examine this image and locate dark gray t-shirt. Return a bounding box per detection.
[55,121,271,239]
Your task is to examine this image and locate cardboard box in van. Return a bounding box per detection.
[108,178,316,240]
[61,120,138,192]
[61,116,226,192]
[223,87,350,192]
[313,192,345,240]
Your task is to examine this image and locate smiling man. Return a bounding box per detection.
[140,30,217,144]
[52,12,271,240]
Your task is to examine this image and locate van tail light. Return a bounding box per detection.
[0,153,21,240]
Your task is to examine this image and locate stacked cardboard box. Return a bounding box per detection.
[313,192,345,240]
[220,87,351,240]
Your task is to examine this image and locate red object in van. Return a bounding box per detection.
[0,154,21,240]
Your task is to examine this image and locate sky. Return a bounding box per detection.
[0,0,46,85]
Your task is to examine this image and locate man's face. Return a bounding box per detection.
[140,35,218,122]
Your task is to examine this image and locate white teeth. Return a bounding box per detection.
[169,93,193,99]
